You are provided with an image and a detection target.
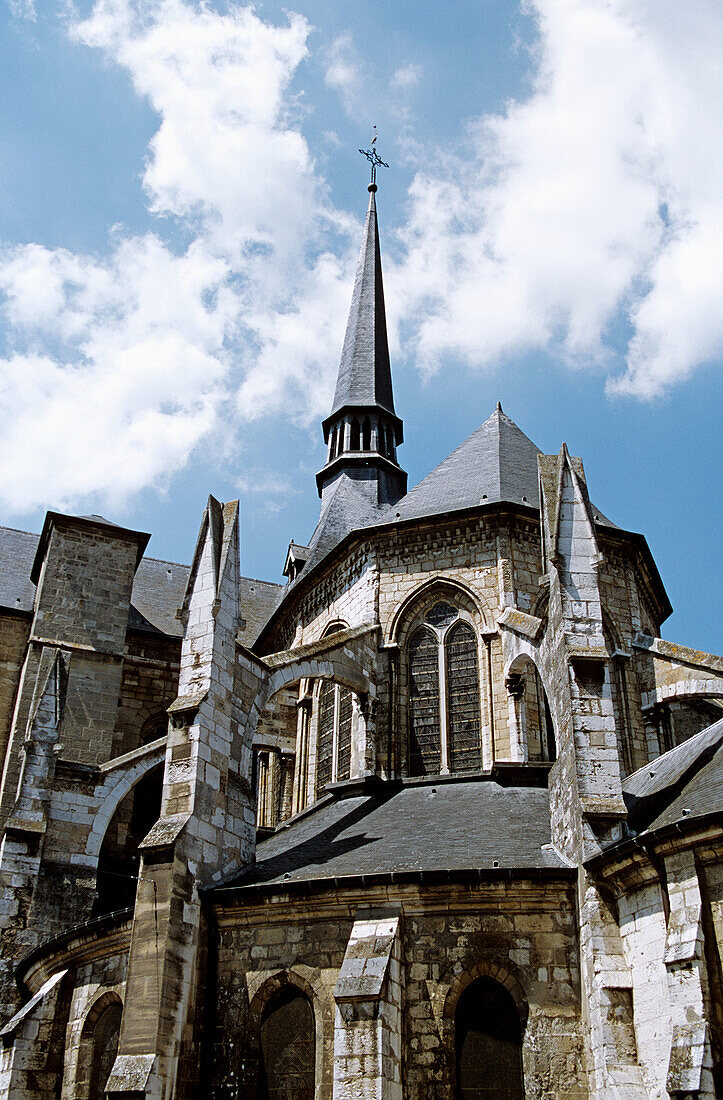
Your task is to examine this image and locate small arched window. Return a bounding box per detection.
[316,681,335,793]
[362,417,372,449]
[507,657,556,763]
[259,987,315,1100]
[139,712,167,745]
[89,1001,123,1100]
[350,418,360,450]
[455,978,524,1098]
[408,604,483,776]
[94,764,163,915]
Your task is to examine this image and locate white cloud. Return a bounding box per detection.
[394,0,723,397]
[0,0,357,513]
[5,0,36,19]
[1,0,721,516]
[391,63,421,90]
[0,236,230,510]
[323,32,364,118]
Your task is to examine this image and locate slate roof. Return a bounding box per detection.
[212,777,566,895]
[0,524,282,645]
[283,478,380,597]
[384,405,615,527]
[262,405,620,638]
[127,557,190,636]
[0,528,38,614]
[328,188,396,420]
[623,718,723,834]
[237,578,285,647]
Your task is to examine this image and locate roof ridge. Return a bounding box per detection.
[0,525,40,538]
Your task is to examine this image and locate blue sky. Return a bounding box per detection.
[0,0,721,652]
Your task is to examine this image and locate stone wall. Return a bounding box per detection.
[209,878,585,1099]
[112,633,180,758]
[261,503,666,802]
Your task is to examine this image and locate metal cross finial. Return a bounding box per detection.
[359,126,389,189]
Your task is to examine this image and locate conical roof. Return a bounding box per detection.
[328,188,395,420]
[388,405,615,526]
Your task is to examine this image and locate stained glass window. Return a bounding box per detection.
[446,622,482,772]
[316,681,335,795]
[337,688,353,781]
[409,626,441,775]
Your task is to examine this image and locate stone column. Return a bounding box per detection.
[538,448,630,1100]
[579,879,647,1098]
[351,695,377,778]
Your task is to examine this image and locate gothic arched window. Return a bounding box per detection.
[455,978,524,1099]
[350,418,360,450]
[259,987,315,1100]
[362,416,372,450]
[315,680,353,797]
[408,602,483,776]
[139,711,167,745]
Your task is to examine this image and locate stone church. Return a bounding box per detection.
[0,179,721,1100]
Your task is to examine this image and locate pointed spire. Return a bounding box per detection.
[317,182,406,506]
[329,187,396,420]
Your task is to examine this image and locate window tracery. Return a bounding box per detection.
[314,681,353,795]
[408,601,482,776]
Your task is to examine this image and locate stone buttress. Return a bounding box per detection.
[0,514,149,1021]
[537,446,643,1097]
[105,497,258,1099]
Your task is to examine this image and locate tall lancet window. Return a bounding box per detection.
[314,624,354,798]
[446,622,481,773]
[409,627,442,775]
[408,601,483,776]
[314,680,353,796]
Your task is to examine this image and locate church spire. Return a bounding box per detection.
[317,166,406,506]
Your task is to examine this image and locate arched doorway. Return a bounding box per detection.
[455,977,524,1098]
[259,986,315,1100]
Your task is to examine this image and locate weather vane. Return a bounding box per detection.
[359,125,389,189]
